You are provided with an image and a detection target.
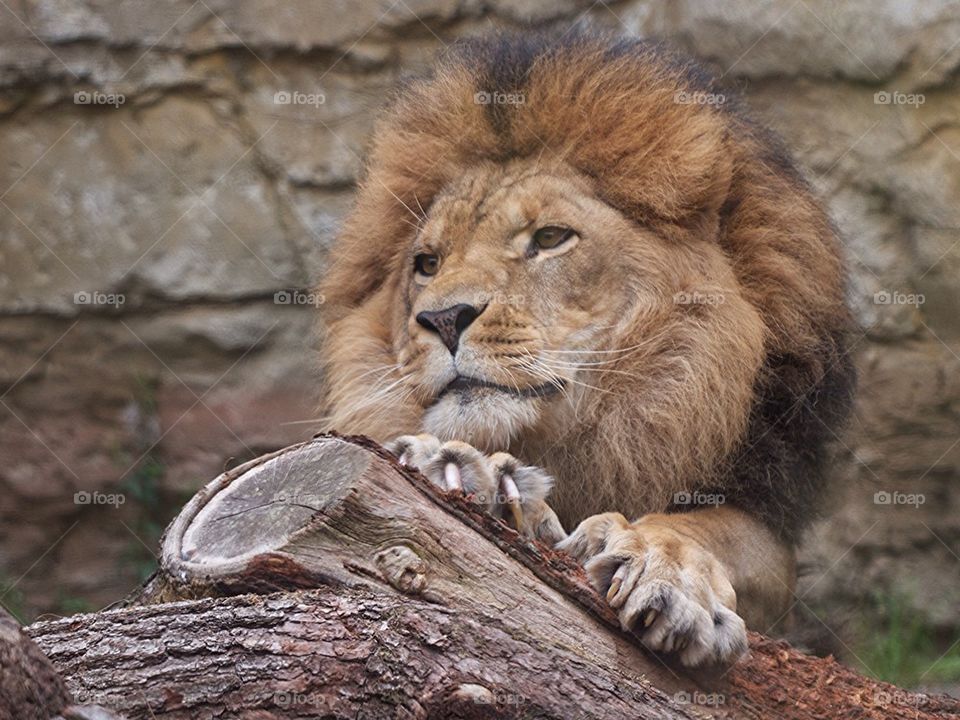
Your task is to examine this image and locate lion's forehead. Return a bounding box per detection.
[424,163,589,247]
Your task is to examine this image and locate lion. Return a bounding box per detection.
[318,31,856,668]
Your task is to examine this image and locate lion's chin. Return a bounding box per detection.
[422,391,541,453]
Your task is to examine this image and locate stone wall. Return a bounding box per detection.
[1,0,958,676]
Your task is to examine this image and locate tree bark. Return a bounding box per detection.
[15,435,960,720]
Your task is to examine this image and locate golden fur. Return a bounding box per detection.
[319,32,854,540]
[317,31,857,665]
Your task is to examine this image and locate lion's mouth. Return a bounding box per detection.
[440,375,562,400]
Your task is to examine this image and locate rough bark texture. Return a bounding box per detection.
[16,435,960,719]
[32,587,700,720]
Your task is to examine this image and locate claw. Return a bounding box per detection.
[499,472,524,530]
[443,462,463,492]
[507,499,524,530]
[500,472,520,502]
[605,564,626,605]
[608,575,623,601]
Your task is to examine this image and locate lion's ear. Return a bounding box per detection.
[651,130,735,243]
[706,132,736,214]
[694,132,736,239]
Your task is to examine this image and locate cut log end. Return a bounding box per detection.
[154,438,369,596]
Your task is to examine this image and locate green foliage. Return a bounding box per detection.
[133,373,160,415]
[120,454,169,583]
[117,450,196,584]
[856,591,960,688]
[53,591,94,617]
[0,575,28,623]
[117,376,185,584]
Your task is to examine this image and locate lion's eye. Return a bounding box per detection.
[532,226,575,250]
[414,253,440,276]
[414,253,441,277]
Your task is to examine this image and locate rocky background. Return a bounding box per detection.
[1,0,958,690]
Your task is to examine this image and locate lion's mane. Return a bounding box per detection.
[320,32,856,542]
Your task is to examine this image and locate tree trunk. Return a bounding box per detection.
[12,435,959,719]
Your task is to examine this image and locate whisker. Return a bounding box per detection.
[280,416,332,426]
[538,342,650,356]
[396,215,424,233]
[375,178,425,223]
[413,193,428,219]
[348,363,404,382]
[516,350,614,396]
[536,356,631,367]
[511,353,570,394]
[539,362,646,381]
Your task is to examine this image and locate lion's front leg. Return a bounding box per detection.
[559,507,792,668]
[387,434,567,544]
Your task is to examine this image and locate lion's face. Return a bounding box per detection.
[396,160,644,450]
[323,149,765,502]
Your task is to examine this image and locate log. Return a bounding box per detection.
[17,435,960,720]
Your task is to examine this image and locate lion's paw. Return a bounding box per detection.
[387,434,566,543]
[558,512,747,667]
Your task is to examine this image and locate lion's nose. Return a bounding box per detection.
[416,303,485,354]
